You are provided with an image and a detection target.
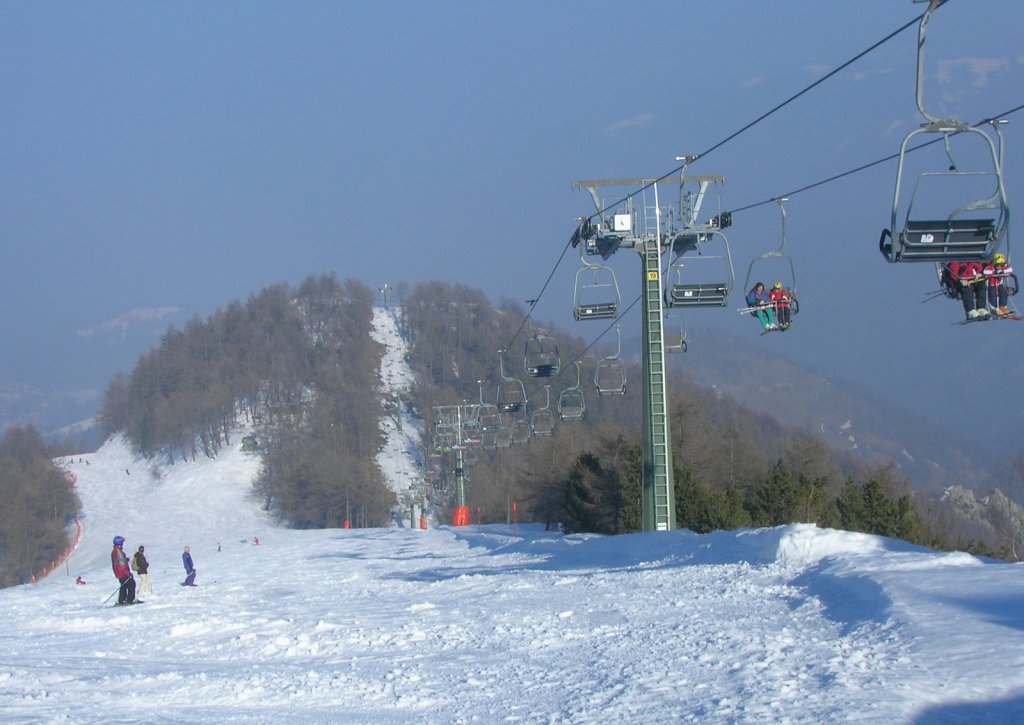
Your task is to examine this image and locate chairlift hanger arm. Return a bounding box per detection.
[914,0,957,128]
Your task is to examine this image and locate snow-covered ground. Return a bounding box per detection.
[1,308,1023,722]
[3,441,1024,723]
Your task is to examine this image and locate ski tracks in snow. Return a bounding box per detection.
[370,306,424,509]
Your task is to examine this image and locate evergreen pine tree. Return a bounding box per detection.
[749,460,798,526]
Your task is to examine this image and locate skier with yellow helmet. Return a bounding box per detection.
[768,281,795,330]
[983,253,1015,317]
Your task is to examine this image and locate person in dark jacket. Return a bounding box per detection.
[132,545,152,596]
[746,282,777,331]
[181,546,197,586]
[110,535,137,605]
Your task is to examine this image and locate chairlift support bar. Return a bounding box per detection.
[744,198,798,295]
[572,176,725,237]
[914,0,958,130]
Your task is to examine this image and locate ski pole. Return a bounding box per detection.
[100,584,121,608]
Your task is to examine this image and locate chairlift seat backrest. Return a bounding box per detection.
[898,218,996,261]
[525,337,560,378]
[573,302,618,320]
[527,363,557,377]
[666,283,729,308]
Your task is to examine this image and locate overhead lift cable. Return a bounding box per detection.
[727,101,1024,217]
[487,4,935,394]
[572,9,928,229]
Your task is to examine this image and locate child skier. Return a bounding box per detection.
[181,546,197,586]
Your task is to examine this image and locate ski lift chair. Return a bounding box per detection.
[742,198,800,322]
[525,334,561,378]
[664,313,688,353]
[477,382,503,433]
[594,325,627,396]
[531,387,556,436]
[557,361,585,421]
[664,232,735,308]
[511,418,532,445]
[573,244,621,321]
[879,0,1009,264]
[496,350,528,414]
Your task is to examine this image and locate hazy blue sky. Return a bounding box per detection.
[2,1,1022,446]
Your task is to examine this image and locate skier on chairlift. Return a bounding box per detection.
[746,282,776,331]
[983,253,1015,317]
[947,261,988,321]
[768,282,794,330]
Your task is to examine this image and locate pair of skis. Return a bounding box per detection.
[954,310,1021,325]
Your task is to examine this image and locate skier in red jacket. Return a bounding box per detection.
[983,253,1014,316]
[110,535,137,605]
[768,282,794,330]
[947,261,987,320]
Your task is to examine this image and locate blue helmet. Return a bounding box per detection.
[113,536,125,547]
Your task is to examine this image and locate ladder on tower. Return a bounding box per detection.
[641,236,674,531]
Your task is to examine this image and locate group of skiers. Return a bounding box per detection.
[745,281,795,332]
[109,536,197,605]
[943,254,1016,321]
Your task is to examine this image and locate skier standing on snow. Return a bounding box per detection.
[110,536,137,605]
[132,545,152,596]
[181,546,197,586]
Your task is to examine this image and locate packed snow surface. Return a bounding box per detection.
[1,441,1022,723]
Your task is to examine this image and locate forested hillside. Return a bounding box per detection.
[98,274,393,529]
[0,426,79,586]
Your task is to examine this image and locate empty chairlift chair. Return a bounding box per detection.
[664,312,688,353]
[879,0,1009,264]
[531,386,555,436]
[524,334,560,378]
[558,361,585,421]
[495,424,513,449]
[573,243,621,321]
[476,381,503,447]
[664,231,735,309]
[594,325,627,396]
[495,350,527,414]
[510,418,532,446]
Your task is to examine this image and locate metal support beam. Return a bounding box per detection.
[640,236,675,532]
